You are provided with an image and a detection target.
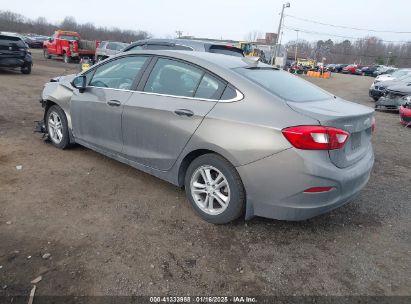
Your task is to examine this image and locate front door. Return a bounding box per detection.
[70,55,149,154]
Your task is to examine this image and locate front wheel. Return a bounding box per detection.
[21,64,31,74]
[43,49,51,59]
[185,154,245,224]
[46,105,70,149]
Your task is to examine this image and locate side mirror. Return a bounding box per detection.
[48,37,53,42]
[72,75,87,93]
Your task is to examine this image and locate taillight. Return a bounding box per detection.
[371,116,376,132]
[304,187,335,193]
[282,126,349,150]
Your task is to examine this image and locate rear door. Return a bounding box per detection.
[122,57,226,170]
[70,55,150,154]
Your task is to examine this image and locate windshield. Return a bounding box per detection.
[59,35,79,41]
[235,67,332,102]
[391,70,410,77]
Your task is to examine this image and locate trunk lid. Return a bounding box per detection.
[287,97,374,168]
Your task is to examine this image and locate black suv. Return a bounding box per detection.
[123,39,244,57]
[0,33,32,74]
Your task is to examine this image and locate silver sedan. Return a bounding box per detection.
[40,50,375,224]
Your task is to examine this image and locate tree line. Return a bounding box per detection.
[0,10,151,43]
[285,37,411,68]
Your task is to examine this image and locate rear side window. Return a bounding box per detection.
[236,68,331,102]
[194,74,224,99]
[144,58,203,97]
[209,45,244,57]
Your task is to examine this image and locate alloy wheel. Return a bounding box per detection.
[48,111,63,144]
[190,165,231,215]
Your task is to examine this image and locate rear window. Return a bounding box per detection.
[0,35,26,47]
[209,45,244,57]
[235,67,331,102]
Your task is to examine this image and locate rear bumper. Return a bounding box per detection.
[237,146,374,221]
[0,55,32,68]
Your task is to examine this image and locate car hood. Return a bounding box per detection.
[386,83,411,94]
[375,74,395,81]
[378,79,410,89]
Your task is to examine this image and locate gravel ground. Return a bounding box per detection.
[0,50,410,298]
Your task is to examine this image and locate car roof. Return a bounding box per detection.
[126,38,240,51]
[122,49,269,70]
[0,32,23,39]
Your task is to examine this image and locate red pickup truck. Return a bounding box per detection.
[43,30,99,63]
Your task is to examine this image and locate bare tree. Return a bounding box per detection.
[245,30,263,42]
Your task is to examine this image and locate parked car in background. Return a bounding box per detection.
[123,39,244,57]
[360,65,381,76]
[0,32,32,74]
[95,41,129,62]
[325,64,336,72]
[369,74,411,101]
[374,68,411,83]
[334,64,348,73]
[373,66,397,77]
[23,35,48,48]
[39,50,374,224]
[342,64,360,74]
[399,98,411,126]
[43,30,99,63]
[375,83,411,111]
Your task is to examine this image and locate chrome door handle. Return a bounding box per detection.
[107,100,121,107]
[174,109,194,117]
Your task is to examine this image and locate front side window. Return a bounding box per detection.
[144,58,204,97]
[235,67,331,102]
[89,56,148,90]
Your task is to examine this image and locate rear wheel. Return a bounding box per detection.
[185,154,245,224]
[43,49,51,59]
[46,105,70,149]
[21,64,31,74]
[63,53,71,64]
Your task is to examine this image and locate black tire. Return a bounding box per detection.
[21,64,31,74]
[63,53,71,64]
[184,153,245,224]
[46,105,70,149]
[43,49,51,59]
[372,97,379,102]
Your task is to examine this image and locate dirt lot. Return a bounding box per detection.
[0,50,410,298]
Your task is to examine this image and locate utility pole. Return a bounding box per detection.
[386,51,392,66]
[272,2,290,65]
[294,30,299,63]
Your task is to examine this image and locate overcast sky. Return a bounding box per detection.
[3,0,411,43]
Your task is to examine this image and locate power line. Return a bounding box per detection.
[283,26,411,44]
[285,14,411,34]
